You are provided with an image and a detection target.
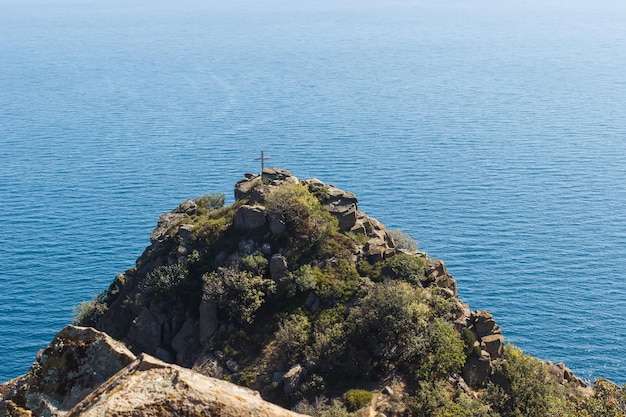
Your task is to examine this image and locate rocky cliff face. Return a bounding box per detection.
[1,168,603,417]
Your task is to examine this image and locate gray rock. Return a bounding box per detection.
[192,354,225,379]
[127,309,162,355]
[234,175,261,201]
[463,351,491,388]
[480,333,504,360]
[171,316,200,367]
[272,372,286,384]
[234,205,268,230]
[238,239,257,256]
[283,364,307,395]
[262,168,299,185]
[270,255,289,280]
[269,214,287,235]
[457,377,470,393]
[305,292,320,313]
[225,359,241,373]
[324,186,359,231]
[260,243,272,255]
[178,224,193,240]
[199,298,219,348]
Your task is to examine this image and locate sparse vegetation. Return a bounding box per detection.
[139,263,190,297]
[195,192,226,211]
[203,266,276,324]
[343,389,373,411]
[72,291,108,326]
[70,175,623,417]
[388,229,419,252]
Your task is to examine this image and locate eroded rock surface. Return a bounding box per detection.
[1,326,135,416]
[66,355,306,417]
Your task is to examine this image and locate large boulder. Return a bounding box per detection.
[66,355,307,417]
[481,333,504,359]
[150,200,197,247]
[324,186,359,232]
[234,168,299,203]
[199,298,219,348]
[424,259,458,296]
[126,308,162,356]
[2,326,136,416]
[463,351,492,388]
[469,310,501,339]
[234,205,268,230]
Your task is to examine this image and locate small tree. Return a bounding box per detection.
[203,267,276,324]
[196,193,226,210]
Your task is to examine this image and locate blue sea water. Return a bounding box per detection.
[1,0,626,384]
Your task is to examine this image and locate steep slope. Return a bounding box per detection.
[2,168,624,417]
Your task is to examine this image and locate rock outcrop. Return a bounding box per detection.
[67,355,305,417]
[0,327,306,417]
[1,325,136,416]
[2,168,596,416]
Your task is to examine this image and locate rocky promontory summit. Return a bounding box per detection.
[1,168,624,417]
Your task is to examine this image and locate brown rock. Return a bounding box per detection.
[5,326,135,416]
[470,311,501,338]
[67,355,306,417]
[480,333,504,359]
[425,259,458,296]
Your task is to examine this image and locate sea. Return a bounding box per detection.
[1,0,625,384]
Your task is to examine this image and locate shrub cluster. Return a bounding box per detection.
[203,267,276,324]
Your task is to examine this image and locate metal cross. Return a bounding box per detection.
[255,151,270,177]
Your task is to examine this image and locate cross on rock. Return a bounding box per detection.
[255,151,270,177]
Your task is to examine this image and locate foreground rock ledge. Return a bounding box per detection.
[67,354,306,417]
[0,326,304,417]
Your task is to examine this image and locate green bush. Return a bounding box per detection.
[237,367,257,387]
[308,306,347,368]
[307,182,330,203]
[416,319,466,380]
[313,261,360,301]
[140,263,190,297]
[240,251,269,275]
[343,389,373,411]
[274,311,311,364]
[72,291,108,326]
[265,183,338,247]
[346,281,430,363]
[384,252,427,285]
[461,328,482,357]
[196,193,226,210]
[486,344,573,417]
[190,200,243,243]
[203,267,276,324]
[191,213,231,243]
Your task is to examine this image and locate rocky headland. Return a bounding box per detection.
[1,168,623,417]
